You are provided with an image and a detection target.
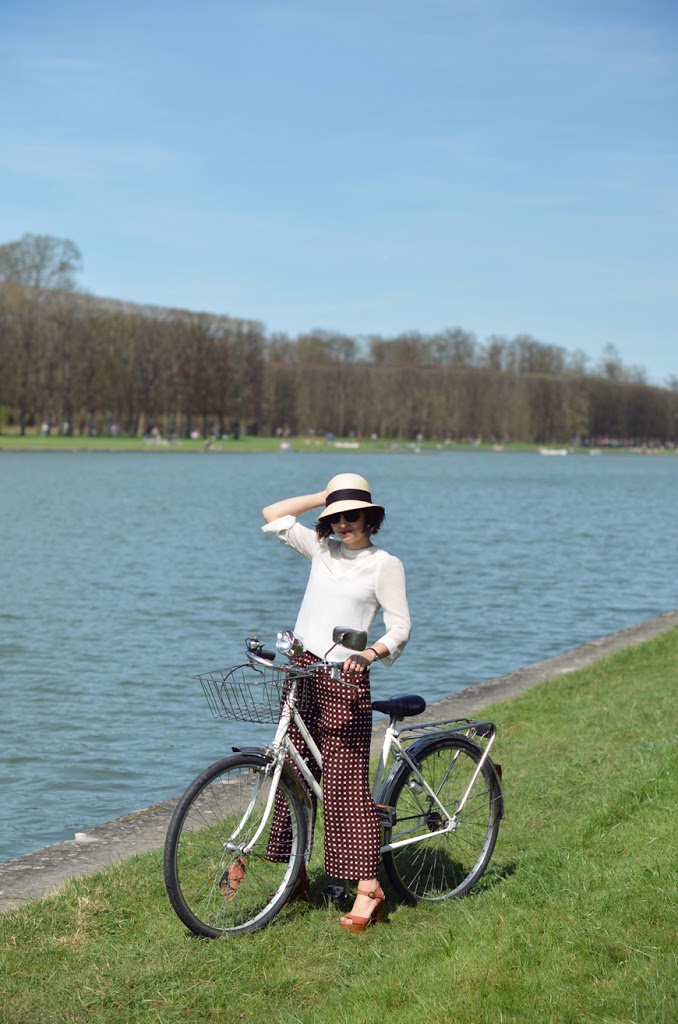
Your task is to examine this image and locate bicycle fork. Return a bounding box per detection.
[222,702,297,857]
[224,699,322,858]
[222,757,285,857]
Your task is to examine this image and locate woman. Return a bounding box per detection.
[260,472,411,931]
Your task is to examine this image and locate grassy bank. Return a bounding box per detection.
[0,432,532,454]
[0,433,462,454]
[2,630,676,1024]
[1,432,670,455]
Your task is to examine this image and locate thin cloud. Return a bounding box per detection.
[0,140,181,184]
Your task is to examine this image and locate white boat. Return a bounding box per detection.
[538,447,568,456]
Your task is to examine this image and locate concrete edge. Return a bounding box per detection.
[2,609,677,913]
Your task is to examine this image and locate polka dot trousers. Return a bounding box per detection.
[266,649,380,880]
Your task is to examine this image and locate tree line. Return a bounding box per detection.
[1,234,676,444]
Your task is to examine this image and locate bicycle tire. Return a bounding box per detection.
[379,734,501,903]
[163,752,308,937]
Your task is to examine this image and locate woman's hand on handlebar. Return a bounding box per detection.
[343,653,369,673]
[342,647,381,673]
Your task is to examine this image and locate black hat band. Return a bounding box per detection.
[325,487,372,506]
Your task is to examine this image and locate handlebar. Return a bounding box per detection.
[245,638,276,662]
[244,633,360,683]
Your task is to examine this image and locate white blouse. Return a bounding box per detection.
[262,515,411,667]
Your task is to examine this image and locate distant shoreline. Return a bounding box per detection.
[1,435,674,456]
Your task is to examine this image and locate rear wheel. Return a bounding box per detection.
[380,736,501,902]
[163,752,308,937]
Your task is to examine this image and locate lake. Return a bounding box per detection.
[1,448,676,862]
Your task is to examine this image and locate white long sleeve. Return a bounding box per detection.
[261,515,411,666]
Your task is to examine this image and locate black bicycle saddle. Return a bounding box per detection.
[371,693,427,720]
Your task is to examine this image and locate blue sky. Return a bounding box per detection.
[1,0,676,384]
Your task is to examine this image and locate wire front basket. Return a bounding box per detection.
[195,662,310,723]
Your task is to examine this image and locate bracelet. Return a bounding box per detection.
[366,647,381,661]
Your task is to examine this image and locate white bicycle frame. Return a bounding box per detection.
[233,672,497,859]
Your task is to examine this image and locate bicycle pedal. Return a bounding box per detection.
[376,804,396,828]
[321,885,348,905]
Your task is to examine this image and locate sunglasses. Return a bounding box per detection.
[328,508,362,525]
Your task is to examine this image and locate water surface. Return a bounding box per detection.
[1,449,676,861]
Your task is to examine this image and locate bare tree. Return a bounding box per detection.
[0,234,82,433]
[431,328,477,367]
[0,234,82,291]
[598,343,624,382]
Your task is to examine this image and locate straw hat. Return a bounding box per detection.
[318,473,385,520]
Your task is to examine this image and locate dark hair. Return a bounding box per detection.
[315,506,386,540]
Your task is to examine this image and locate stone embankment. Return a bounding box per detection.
[1,610,677,913]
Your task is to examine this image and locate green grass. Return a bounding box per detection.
[0,432,285,453]
[2,630,677,1023]
[0,433,523,454]
[0,432,661,455]
[0,433,519,454]
[0,432,458,452]
[2,430,673,455]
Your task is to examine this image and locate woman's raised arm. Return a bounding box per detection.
[262,490,327,524]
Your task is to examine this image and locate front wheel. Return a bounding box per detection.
[163,752,308,937]
[380,735,502,903]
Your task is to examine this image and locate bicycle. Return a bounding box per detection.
[163,626,504,938]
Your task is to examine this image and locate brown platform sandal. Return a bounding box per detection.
[339,884,385,933]
[220,856,246,900]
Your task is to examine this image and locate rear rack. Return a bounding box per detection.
[397,718,497,742]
